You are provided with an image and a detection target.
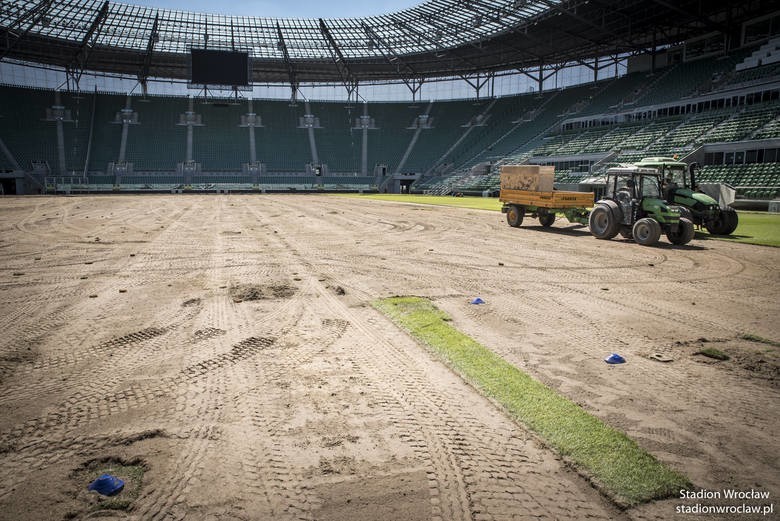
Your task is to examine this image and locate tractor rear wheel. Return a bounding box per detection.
[705,208,738,235]
[632,218,662,246]
[589,204,620,239]
[506,205,524,227]
[667,217,695,245]
[539,213,555,227]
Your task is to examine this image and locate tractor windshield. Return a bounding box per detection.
[640,175,662,198]
[670,167,686,186]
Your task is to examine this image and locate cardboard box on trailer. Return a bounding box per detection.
[500,165,555,192]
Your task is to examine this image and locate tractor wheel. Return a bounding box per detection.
[619,226,633,239]
[678,206,693,222]
[506,205,524,227]
[667,217,695,245]
[589,204,620,239]
[721,208,739,235]
[705,208,738,235]
[539,213,555,227]
[632,218,662,246]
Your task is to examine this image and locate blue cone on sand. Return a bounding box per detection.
[604,353,626,364]
[88,474,124,496]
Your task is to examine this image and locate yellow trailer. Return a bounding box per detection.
[498,166,594,227]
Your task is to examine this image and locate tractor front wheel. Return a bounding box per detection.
[667,217,695,245]
[705,208,738,235]
[632,218,662,246]
[506,205,524,227]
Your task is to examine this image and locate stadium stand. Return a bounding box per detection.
[254,101,309,172]
[753,115,780,140]
[311,101,360,173]
[1,36,778,199]
[0,86,66,172]
[88,92,124,172]
[125,96,188,171]
[699,163,780,198]
[633,52,750,105]
[364,102,418,174]
[193,102,249,170]
[403,99,481,173]
[644,111,732,153]
[703,103,780,143]
[576,71,651,116]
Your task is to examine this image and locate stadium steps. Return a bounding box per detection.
[425,98,498,175]
[703,104,779,143]
[751,114,780,140]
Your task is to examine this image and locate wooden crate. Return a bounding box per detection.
[500,165,555,192]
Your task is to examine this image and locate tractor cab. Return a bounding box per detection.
[635,157,693,202]
[604,166,670,222]
[635,156,738,235]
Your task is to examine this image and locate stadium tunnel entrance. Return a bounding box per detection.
[0,176,18,195]
[386,174,419,194]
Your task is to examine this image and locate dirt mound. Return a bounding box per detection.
[229,283,296,302]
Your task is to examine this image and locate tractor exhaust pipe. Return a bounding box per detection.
[688,162,699,190]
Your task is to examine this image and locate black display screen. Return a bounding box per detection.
[190,49,249,86]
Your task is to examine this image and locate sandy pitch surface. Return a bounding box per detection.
[0,195,777,521]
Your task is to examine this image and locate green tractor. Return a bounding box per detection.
[635,157,738,235]
[589,166,694,246]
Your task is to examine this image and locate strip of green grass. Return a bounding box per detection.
[740,333,780,348]
[374,296,690,506]
[335,194,780,247]
[695,347,730,361]
[696,211,780,247]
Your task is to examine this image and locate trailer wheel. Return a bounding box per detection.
[667,217,694,245]
[589,203,620,239]
[539,213,555,227]
[632,218,662,246]
[506,205,524,227]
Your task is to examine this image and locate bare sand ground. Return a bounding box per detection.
[0,194,777,521]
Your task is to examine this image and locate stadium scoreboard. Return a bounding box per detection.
[190,49,250,86]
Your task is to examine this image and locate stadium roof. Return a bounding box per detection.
[0,0,775,87]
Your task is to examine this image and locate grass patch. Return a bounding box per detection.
[695,347,730,361]
[696,211,780,247]
[373,296,690,506]
[77,457,146,512]
[740,333,780,348]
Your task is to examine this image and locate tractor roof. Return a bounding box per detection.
[606,166,659,176]
[636,157,687,168]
